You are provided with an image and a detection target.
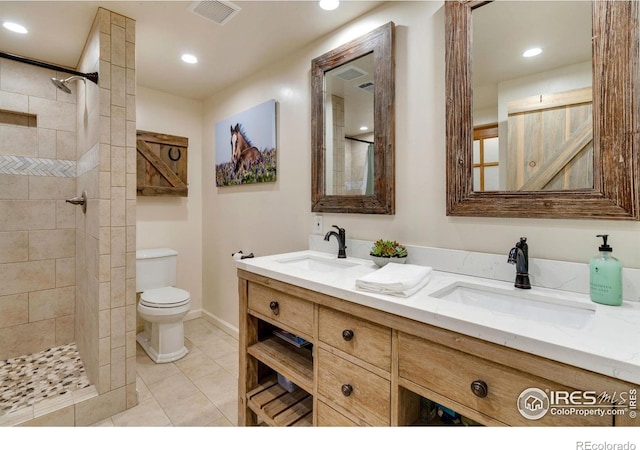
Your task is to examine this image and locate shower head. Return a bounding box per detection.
[51,75,86,94]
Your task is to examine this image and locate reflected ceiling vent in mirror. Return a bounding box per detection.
[358,81,374,94]
[333,65,368,81]
[188,0,241,26]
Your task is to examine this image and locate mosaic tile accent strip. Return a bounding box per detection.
[0,343,91,416]
[0,155,76,177]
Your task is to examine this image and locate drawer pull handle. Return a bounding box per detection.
[470,380,488,398]
[342,329,354,341]
[269,301,279,315]
[341,384,353,397]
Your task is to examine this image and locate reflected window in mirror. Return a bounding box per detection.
[312,21,395,214]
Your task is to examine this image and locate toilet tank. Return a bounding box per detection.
[136,248,178,292]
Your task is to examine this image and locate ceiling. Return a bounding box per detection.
[0,1,384,100]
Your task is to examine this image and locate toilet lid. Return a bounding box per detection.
[140,287,190,308]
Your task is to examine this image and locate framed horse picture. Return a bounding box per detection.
[215,99,277,186]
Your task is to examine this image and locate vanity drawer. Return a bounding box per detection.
[248,283,314,337]
[317,400,359,427]
[318,306,391,371]
[398,332,612,426]
[317,348,390,426]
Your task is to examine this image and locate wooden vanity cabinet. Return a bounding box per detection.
[238,269,639,427]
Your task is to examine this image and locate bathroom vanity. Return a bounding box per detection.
[237,249,640,427]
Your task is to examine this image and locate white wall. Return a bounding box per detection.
[136,86,203,316]
[201,1,640,331]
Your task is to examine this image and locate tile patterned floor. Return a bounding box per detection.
[92,317,239,426]
[0,343,90,416]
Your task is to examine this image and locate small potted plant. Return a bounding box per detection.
[370,239,408,267]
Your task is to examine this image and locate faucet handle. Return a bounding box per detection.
[332,225,344,233]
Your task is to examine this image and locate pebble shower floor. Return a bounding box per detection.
[0,343,91,416]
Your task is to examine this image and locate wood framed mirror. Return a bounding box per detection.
[311,21,395,214]
[445,1,639,220]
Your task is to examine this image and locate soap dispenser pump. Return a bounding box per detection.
[589,234,623,306]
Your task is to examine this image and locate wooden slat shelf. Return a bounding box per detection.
[247,337,313,392]
[247,375,313,426]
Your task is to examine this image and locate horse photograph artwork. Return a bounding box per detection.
[215,99,277,186]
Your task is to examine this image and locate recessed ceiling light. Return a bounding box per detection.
[359,126,369,131]
[3,21,28,34]
[181,54,198,64]
[522,47,542,58]
[319,0,339,11]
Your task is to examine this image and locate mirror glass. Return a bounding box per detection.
[445,1,639,220]
[324,52,375,196]
[472,1,593,192]
[311,22,395,215]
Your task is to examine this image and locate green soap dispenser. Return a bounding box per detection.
[589,234,623,306]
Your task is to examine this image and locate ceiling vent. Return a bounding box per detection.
[188,1,241,26]
[358,81,375,94]
[333,65,368,81]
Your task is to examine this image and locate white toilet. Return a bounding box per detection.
[136,248,191,363]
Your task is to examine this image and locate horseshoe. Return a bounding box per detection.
[168,148,181,162]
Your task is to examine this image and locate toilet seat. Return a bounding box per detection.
[140,287,190,308]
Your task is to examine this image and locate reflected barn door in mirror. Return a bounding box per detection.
[446,0,640,220]
[311,21,395,214]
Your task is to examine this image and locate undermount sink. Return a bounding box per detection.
[430,281,596,329]
[276,255,358,273]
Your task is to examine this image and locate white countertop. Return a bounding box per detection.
[237,250,640,385]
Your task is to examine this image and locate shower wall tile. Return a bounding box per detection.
[111,65,126,108]
[99,282,110,311]
[111,106,126,146]
[0,174,28,199]
[29,176,76,200]
[125,42,135,72]
[57,130,77,160]
[74,386,126,425]
[0,60,56,100]
[28,229,76,260]
[0,231,28,263]
[55,314,75,344]
[110,266,125,308]
[0,91,28,113]
[29,286,75,321]
[0,319,55,361]
[125,18,135,43]
[56,200,76,229]
[110,306,125,348]
[125,69,135,97]
[100,33,111,63]
[99,61,111,91]
[99,337,110,366]
[111,146,126,186]
[111,12,126,28]
[111,186,126,226]
[100,115,110,144]
[0,125,38,156]
[99,143,111,171]
[55,257,76,287]
[29,97,76,132]
[111,226,126,267]
[38,128,56,158]
[0,200,55,231]
[0,293,28,328]
[111,346,125,389]
[111,26,126,69]
[99,254,111,282]
[0,260,55,296]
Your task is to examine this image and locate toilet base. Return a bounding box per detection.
[137,326,188,364]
